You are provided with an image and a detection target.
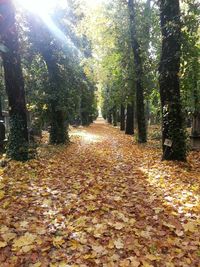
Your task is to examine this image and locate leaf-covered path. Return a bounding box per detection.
[0,119,200,267]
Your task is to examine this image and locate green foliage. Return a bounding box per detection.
[181,0,200,114]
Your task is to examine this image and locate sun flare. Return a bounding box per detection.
[15,0,104,16]
[15,0,68,16]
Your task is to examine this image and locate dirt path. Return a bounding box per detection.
[0,119,199,266]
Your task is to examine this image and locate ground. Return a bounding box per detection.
[0,119,200,267]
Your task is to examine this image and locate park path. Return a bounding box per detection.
[0,119,199,266]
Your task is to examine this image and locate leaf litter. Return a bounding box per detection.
[0,120,199,266]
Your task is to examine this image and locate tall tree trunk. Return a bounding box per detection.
[0,0,28,160]
[192,112,200,137]
[128,0,147,143]
[41,50,67,144]
[120,104,125,131]
[0,95,3,120]
[125,102,134,135]
[159,0,186,161]
[112,106,117,126]
[107,110,112,124]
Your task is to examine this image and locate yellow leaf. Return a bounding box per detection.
[2,200,10,208]
[42,199,52,207]
[20,221,29,228]
[86,204,97,211]
[114,222,124,230]
[128,257,140,267]
[92,245,105,254]
[163,222,176,229]
[183,222,197,233]
[2,232,17,242]
[166,263,175,267]
[29,262,42,267]
[0,241,7,248]
[0,190,5,200]
[145,254,161,261]
[0,183,5,189]
[21,245,34,253]
[108,240,114,249]
[0,226,9,233]
[58,262,71,267]
[142,261,154,267]
[119,259,130,267]
[12,233,36,250]
[69,240,81,250]
[114,238,124,249]
[83,253,96,259]
[52,236,65,248]
[129,218,136,225]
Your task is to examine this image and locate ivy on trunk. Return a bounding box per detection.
[159,0,186,161]
[0,0,28,161]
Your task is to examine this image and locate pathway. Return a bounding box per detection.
[0,119,199,266]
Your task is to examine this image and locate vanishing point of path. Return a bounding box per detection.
[0,119,200,266]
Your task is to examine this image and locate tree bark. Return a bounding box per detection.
[128,0,147,143]
[41,50,67,144]
[120,104,125,131]
[159,0,186,161]
[0,0,28,160]
[125,102,134,135]
[192,112,200,137]
[107,110,112,124]
[112,106,117,126]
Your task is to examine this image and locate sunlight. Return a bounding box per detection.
[84,0,105,8]
[72,130,102,143]
[15,0,104,15]
[15,0,82,58]
[15,0,67,16]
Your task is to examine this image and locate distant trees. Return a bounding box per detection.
[81,0,199,161]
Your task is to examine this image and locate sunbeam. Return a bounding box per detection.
[15,0,82,58]
[15,0,68,16]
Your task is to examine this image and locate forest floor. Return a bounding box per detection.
[0,118,200,267]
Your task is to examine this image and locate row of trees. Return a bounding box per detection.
[0,0,98,160]
[82,0,199,161]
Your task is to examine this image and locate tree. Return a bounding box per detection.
[128,0,147,143]
[159,0,186,161]
[125,102,134,135]
[181,0,200,147]
[120,104,125,131]
[0,0,28,160]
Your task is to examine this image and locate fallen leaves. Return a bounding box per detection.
[0,120,199,266]
[12,233,37,252]
[0,190,5,200]
[114,238,124,249]
[52,236,65,248]
[0,241,7,248]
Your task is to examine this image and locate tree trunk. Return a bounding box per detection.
[120,104,125,131]
[112,107,117,126]
[125,102,134,135]
[192,112,200,137]
[0,0,28,160]
[159,0,186,161]
[41,50,67,144]
[107,110,112,124]
[0,95,3,120]
[128,0,147,143]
